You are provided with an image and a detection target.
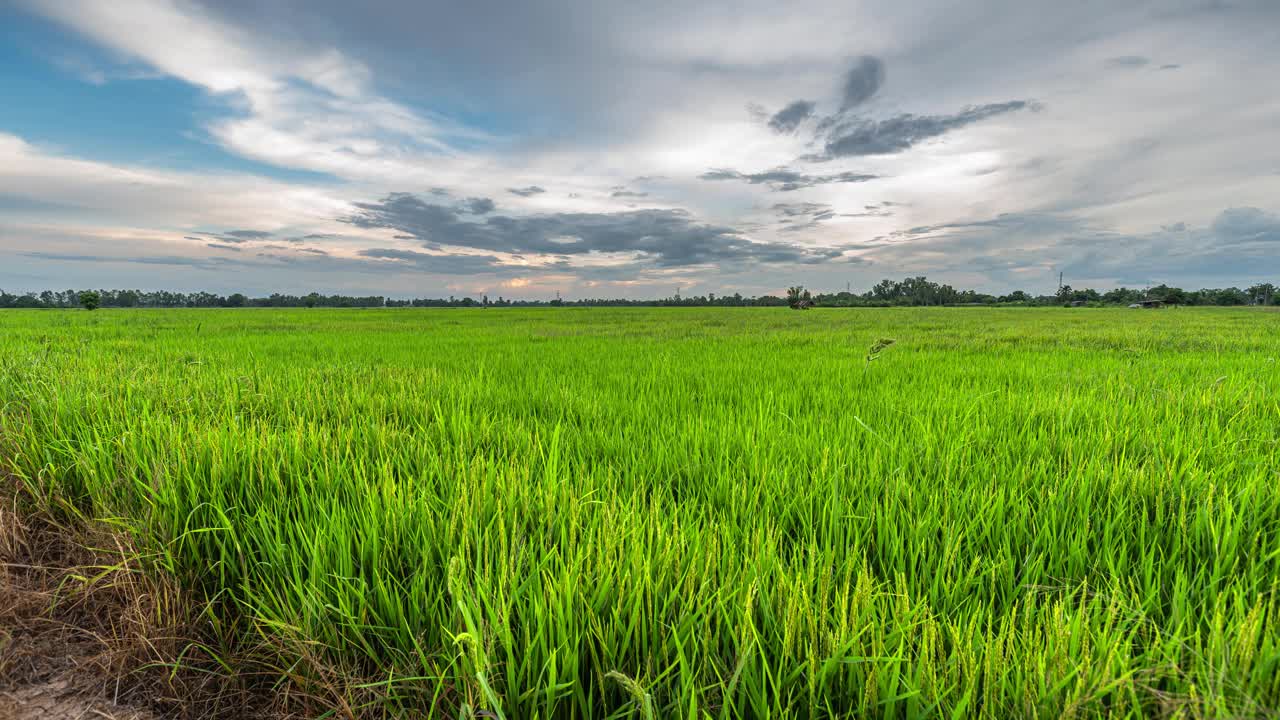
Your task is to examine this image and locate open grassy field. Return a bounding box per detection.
[2,307,1279,718]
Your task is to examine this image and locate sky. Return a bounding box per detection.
[2,0,1279,299]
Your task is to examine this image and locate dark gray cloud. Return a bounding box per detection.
[843,201,898,218]
[1209,207,1280,244]
[1106,55,1150,69]
[283,233,340,243]
[1053,208,1280,283]
[779,217,835,233]
[772,202,831,218]
[771,202,837,233]
[507,186,546,197]
[192,229,273,244]
[223,229,273,239]
[342,192,848,269]
[21,251,242,269]
[699,167,878,191]
[767,100,816,134]
[1159,63,1181,70]
[841,56,885,110]
[358,247,509,274]
[207,242,242,251]
[859,207,1280,288]
[883,212,1078,241]
[810,101,1036,159]
[611,189,649,198]
[753,56,1034,163]
[463,197,496,214]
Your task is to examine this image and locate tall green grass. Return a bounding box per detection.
[2,307,1278,718]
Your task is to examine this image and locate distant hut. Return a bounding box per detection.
[1128,299,1166,309]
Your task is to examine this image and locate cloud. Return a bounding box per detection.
[507,186,546,197]
[357,247,509,275]
[858,207,1280,288]
[1209,206,1280,244]
[223,229,273,240]
[840,56,886,110]
[772,202,832,218]
[767,100,816,134]
[1106,55,1150,69]
[17,0,492,188]
[342,192,848,269]
[611,190,649,198]
[1051,208,1280,283]
[0,132,346,233]
[843,202,898,219]
[810,101,1036,159]
[9,0,1280,296]
[21,251,241,269]
[192,229,277,244]
[699,167,878,191]
[207,242,242,251]
[770,202,838,233]
[284,233,341,243]
[752,56,1034,164]
[463,197,496,214]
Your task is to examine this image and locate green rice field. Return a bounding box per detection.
[2,307,1279,718]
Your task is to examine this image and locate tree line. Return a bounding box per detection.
[2,278,1276,310]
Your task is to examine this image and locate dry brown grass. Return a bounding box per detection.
[0,470,443,720]
[0,476,272,720]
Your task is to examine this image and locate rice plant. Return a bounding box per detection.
[1,306,1278,718]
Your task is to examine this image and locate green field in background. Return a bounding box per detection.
[2,307,1278,718]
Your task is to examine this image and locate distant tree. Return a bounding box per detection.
[5,280,1280,310]
[1147,284,1187,305]
[786,286,813,309]
[78,290,101,311]
[1203,287,1248,306]
[1103,287,1143,305]
[1069,288,1101,303]
[870,279,900,302]
[1247,283,1276,306]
